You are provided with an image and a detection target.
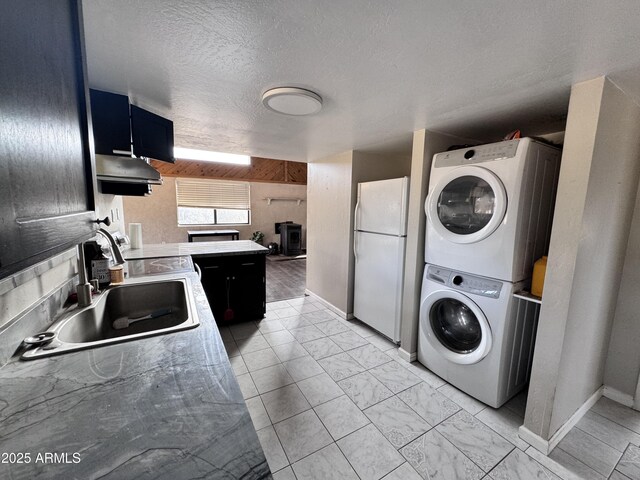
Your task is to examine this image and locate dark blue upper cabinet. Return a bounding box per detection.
[89,89,132,156]
[131,105,175,163]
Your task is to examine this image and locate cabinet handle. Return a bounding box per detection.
[241,262,255,266]
[204,266,220,270]
[112,149,132,155]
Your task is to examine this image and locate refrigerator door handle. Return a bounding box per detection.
[353,233,358,261]
[354,199,361,232]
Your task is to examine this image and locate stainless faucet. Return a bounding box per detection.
[77,227,126,307]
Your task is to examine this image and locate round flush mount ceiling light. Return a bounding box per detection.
[262,87,322,115]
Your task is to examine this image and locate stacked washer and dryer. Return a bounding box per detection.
[418,138,561,407]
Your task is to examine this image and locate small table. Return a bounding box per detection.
[188,229,240,242]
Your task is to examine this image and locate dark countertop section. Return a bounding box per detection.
[0,268,270,479]
[124,241,268,260]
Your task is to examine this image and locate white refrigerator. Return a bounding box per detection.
[353,177,409,342]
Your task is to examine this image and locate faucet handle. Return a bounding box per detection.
[94,216,111,227]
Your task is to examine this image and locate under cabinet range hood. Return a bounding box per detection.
[95,154,162,185]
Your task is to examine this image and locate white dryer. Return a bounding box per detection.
[418,265,539,407]
[425,138,560,282]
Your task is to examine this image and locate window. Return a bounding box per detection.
[176,178,250,226]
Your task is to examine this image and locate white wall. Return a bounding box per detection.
[306,151,354,315]
[123,178,307,247]
[523,77,640,444]
[604,168,640,403]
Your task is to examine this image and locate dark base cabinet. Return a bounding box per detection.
[194,254,266,324]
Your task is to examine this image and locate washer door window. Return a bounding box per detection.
[420,289,492,365]
[426,166,507,244]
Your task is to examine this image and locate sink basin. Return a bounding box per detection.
[22,277,199,360]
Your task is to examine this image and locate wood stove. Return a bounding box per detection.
[280,223,302,256]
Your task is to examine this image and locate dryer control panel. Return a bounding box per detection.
[427,265,502,298]
[433,139,520,168]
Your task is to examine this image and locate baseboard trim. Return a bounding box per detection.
[398,348,416,362]
[518,385,604,454]
[304,289,350,319]
[603,385,634,407]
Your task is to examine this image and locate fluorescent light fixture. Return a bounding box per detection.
[173,147,251,165]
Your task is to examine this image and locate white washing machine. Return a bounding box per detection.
[418,265,540,407]
[425,138,560,282]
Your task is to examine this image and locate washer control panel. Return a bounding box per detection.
[427,265,502,298]
[433,139,520,168]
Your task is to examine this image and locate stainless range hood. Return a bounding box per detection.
[95,154,162,185]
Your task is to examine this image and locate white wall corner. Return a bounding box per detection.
[304,289,350,319]
[398,347,416,362]
[603,385,634,407]
[519,386,604,455]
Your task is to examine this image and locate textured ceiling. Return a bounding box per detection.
[82,0,640,161]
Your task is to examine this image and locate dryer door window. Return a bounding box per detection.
[426,166,507,244]
[437,176,495,235]
[430,298,482,353]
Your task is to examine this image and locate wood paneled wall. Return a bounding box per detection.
[151,157,307,185]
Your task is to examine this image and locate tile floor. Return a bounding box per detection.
[266,258,306,303]
[221,297,640,480]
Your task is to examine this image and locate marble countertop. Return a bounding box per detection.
[124,240,268,260]
[0,271,270,479]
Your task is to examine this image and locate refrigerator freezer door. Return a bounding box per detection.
[353,231,406,342]
[356,177,409,236]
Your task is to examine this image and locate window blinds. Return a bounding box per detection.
[176,178,251,210]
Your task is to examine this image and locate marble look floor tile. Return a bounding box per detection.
[296,372,345,407]
[279,316,312,330]
[257,425,289,472]
[437,383,486,415]
[525,446,598,480]
[303,309,340,324]
[318,352,366,381]
[368,334,399,352]
[250,364,295,394]
[285,296,311,307]
[223,338,240,357]
[347,344,394,369]
[242,347,281,372]
[382,462,423,480]
[615,444,640,479]
[504,390,528,418]
[294,303,324,314]
[283,356,324,382]
[273,306,301,319]
[255,319,286,334]
[236,372,259,399]
[230,322,261,340]
[364,396,432,448]
[274,410,333,463]
[301,337,343,360]
[289,325,326,343]
[369,361,422,394]
[576,411,640,452]
[263,310,280,321]
[263,330,296,347]
[292,443,359,480]
[271,341,309,362]
[272,466,296,480]
[403,361,447,389]
[218,326,233,342]
[314,395,370,440]
[245,396,271,430]
[338,371,394,409]
[547,445,607,480]
[330,330,369,350]
[556,425,622,477]
[314,319,351,336]
[398,382,460,426]
[590,397,640,434]
[401,430,484,480]
[236,335,271,354]
[436,410,514,472]
[337,424,405,480]
[229,355,248,376]
[475,405,530,451]
[261,384,311,423]
[267,300,292,311]
[346,320,378,338]
[490,449,561,480]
